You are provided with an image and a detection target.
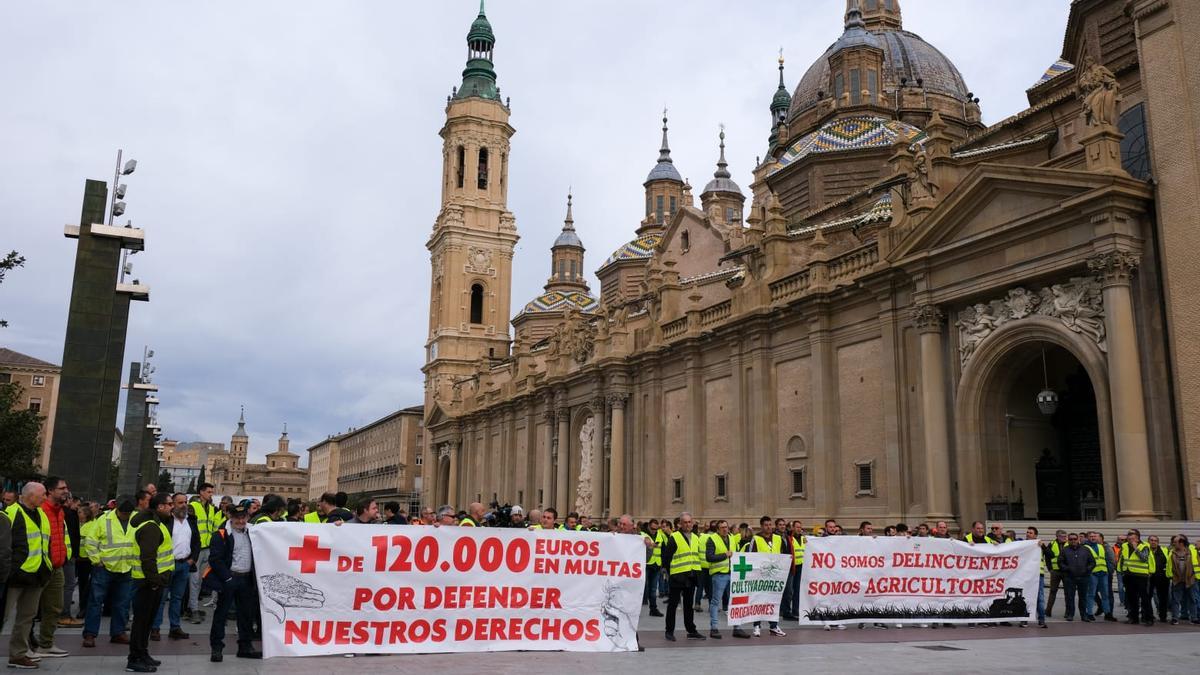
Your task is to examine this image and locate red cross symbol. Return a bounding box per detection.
[288,535,331,574]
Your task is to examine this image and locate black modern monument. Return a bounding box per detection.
[49,154,149,501]
[117,359,160,497]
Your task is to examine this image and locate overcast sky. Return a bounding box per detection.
[0,1,1071,466]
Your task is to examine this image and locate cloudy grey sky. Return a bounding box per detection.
[0,1,1071,465]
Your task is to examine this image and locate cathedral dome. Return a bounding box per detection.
[788,29,970,119]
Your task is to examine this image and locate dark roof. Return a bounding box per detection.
[0,347,59,369]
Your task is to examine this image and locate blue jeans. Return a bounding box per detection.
[1117,571,1126,607]
[1092,571,1111,615]
[1063,575,1093,619]
[1170,584,1200,622]
[709,573,730,629]
[1037,574,1046,624]
[83,567,132,638]
[153,561,191,630]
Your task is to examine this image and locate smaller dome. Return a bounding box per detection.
[467,5,494,44]
[521,290,598,315]
[772,86,792,112]
[703,129,742,196]
[773,116,924,173]
[603,232,663,267]
[553,230,583,248]
[646,161,683,184]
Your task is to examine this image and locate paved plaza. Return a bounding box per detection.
[7,604,1199,674]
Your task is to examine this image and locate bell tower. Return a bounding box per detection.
[424,0,518,405]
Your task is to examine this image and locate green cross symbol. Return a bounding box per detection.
[733,555,754,581]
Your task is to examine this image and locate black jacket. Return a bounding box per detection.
[326,507,353,523]
[0,510,12,584]
[7,503,51,587]
[64,506,81,560]
[1058,544,1096,578]
[205,522,254,592]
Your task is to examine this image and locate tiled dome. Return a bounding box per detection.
[520,290,598,315]
[774,116,924,172]
[602,232,663,267]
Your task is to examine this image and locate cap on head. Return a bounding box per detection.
[228,504,250,518]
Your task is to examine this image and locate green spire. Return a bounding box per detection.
[771,49,791,114]
[455,0,499,101]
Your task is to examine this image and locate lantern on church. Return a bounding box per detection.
[1036,347,1058,415]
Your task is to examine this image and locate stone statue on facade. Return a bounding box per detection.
[957,302,999,363]
[574,415,596,516]
[1039,280,1106,350]
[1078,55,1120,129]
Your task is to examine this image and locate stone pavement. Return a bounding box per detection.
[7,602,1199,674]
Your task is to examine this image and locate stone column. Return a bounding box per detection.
[446,443,459,508]
[591,395,607,518]
[608,393,628,516]
[914,305,954,521]
[541,409,555,508]
[1089,251,1156,518]
[555,407,570,510]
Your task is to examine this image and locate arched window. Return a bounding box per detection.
[455,146,465,188]
[557,260,565,280]
[470,284,484,324]
[477,147,489,190]
[569,260,576,278]
[681,230,690,253]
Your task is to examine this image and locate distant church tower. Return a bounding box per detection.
[229,406,248,487]
[423,1,518,404]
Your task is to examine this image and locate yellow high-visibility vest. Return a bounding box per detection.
[4,503,49,574]
[1086,543,1108,573]
[1165,545,1200,581]
[95,511,138,574]
[80,519,102,564]
[708,534,733,574]
[131,520,174,580]
[1049,540,1065,571]
[1119,542,1154,576]
[792,536,806,566]
[669,531,700,575]
[696,533,711,571]
[191,502,216,548]
[753,533,782,554]
[649,529,665,566]
[303,512,326,523]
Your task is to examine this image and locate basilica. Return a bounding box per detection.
[420,0,1200,526]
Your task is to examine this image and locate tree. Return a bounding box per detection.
[197,464,206,488]
[186,477,196,494]
[156,468,174,495]
[107,461,119,500]
[0,382,42,481]
[0,250,26,328]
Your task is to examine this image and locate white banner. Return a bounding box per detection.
[247,523,644,657]
[797,536,1040,625]
[726,552,791,625]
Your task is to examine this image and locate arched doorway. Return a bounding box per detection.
[955,317,1116,524]
[437,451,451,507]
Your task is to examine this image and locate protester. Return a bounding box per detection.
[187,483,217,627]
[1167,535,1199,625]
[746,516,786,637]
[1119,528,1155,626]
[643,519,664,617]
[436,506,456,526]
[509,506,525,528]
[383,502,407,525]
[660,512,705,642]
[73,503,96,621]
[1027,526,1048,628]
[1045,529,1069,617]
[151,493,197,642]
[5,482,49,670]
[127,492,174,673]
[1148,534,1170,623]
[30,476,72,660]
[1086,531,1116,621]
[350,499,379,524]
[58,494,82,628]
[704,520,737,639]
[1058,532,1096,622]
[206,504,261,662]
[82,498,135,648]
[304,493,337,523]
[251,495,286,525]
[460,503,484,527]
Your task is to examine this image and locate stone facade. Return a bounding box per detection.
[421,0,1200,524]
[0,348,61,472]
[331,407,424,509]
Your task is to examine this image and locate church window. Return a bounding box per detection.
[416,454,423,466]
[866,0,878,9]
[672,477,683,502]
[646,195,652,217]
[791,467,807,498]
[669,196,676,219]
[656,195,664,223]
[834,72,845,101]
[569,260,576,278]
[558,260,565,280]
[500,153,506,190]
[855,460,876,496]
[470,284,484,324]
[715,473,727,501]
[786,435,808,459]
[477,147,489,190]
[726,207,735,223]
[850,68,861,105]
[868,70,878,102]
[884,0,893,9]
[681,230,690,253]
[455,146,465,188]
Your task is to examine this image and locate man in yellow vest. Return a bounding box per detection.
[1045,529,1068,618]
[660,512,705,642]
[187,483,217,626]
[786,520,805,622]
[641,519,664,617]
[692,523,712,614]
[127,493,174,673]
[746,516,786,637]
[82,499,136,648]
[459,502,484,527]
[5,482,49,670]
[1118,528,1155,626]
[1027,526,1048,628]
[1147,534,1170,623]
[1086,531,1117,621]
[703,520,738,639]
